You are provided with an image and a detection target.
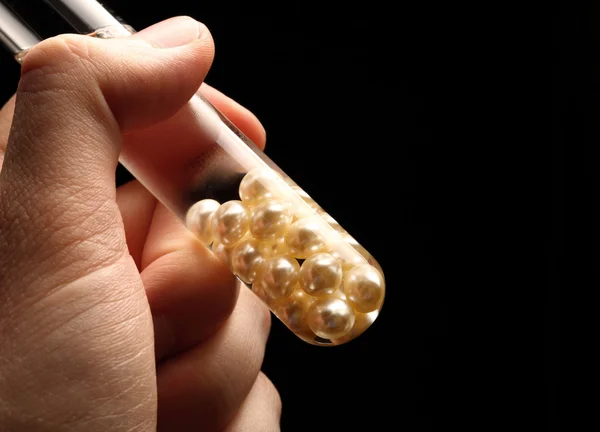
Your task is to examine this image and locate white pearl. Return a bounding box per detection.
[212,240,233,269]
[211,200,250,246]
[342,234,384,277]
[343,264,385,313]
[307,297,355,340]
[231,239,264,284]
[250,200,293,241]
[275,288,315,337]
[259,237,290,258]
[332,311,378,345]
[185,199,220,245]
[255,255,300,300]
[284,218,327,259]
[239,168,280,205]
[299,253,343,297]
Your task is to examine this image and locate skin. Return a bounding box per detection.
[0,16,280,432]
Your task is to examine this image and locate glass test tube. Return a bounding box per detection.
[1,0,385,346]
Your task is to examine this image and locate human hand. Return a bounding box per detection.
[0,16,280,431]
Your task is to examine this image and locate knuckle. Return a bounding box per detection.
[19,34,95,93]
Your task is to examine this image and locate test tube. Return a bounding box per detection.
[0,0,385,346]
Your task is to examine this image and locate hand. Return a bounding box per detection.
[0,16,280,431]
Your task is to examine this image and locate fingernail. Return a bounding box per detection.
[135,16,207,48]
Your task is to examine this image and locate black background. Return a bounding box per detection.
[0,1,561,431]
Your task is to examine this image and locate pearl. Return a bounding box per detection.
[325,287,347,301]
[185,199,220,245]
[255,255,300,300]
[284,218,327,259]
[342,234,384,277]
[275,288,315,335]
[230,239,264,284]
[260,237,290,258]
[343,264,385,313]
[250,277,270,305]
[211,200,250,246]
[299,253,343,297]
[340,234,383,277]
[250,200,293,241]
[212,241,233,269]
[239,168,280,205]
[332,311,377,345]
[307,297,355,340]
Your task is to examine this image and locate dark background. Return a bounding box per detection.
[0,1,561,431]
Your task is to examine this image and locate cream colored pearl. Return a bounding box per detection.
[230,239,264,284]
[212,241,233,269]
[259,237,290,258]
[307,297,355,340]
[185,199,220,245]
[343,264,385,313]
[284,218,326,259]
[255,255,300,300]
[332,311,377,345]
[250,278,270,305]
[299,253,343,297]
[341,234,383,277]
[239,168,280,205]
[211,200,250,246]
[275,288,315,335]
[250,200,293,241]
[366,256,384,283]
[325,287,347,301]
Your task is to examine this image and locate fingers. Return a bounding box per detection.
[18,16,213,131]
[114,77,268,355]
[115,180,157,269]
[139,203,239,361]
[0,17,214,301]
[200,83,267,150]
[156,287,271,432]
[0,95,15,157]
[223,373,282,432]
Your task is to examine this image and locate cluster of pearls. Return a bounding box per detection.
[184,168,385,344]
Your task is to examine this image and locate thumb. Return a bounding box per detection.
[0,16,213,296]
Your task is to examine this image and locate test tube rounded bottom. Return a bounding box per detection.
[185,167,385,346]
